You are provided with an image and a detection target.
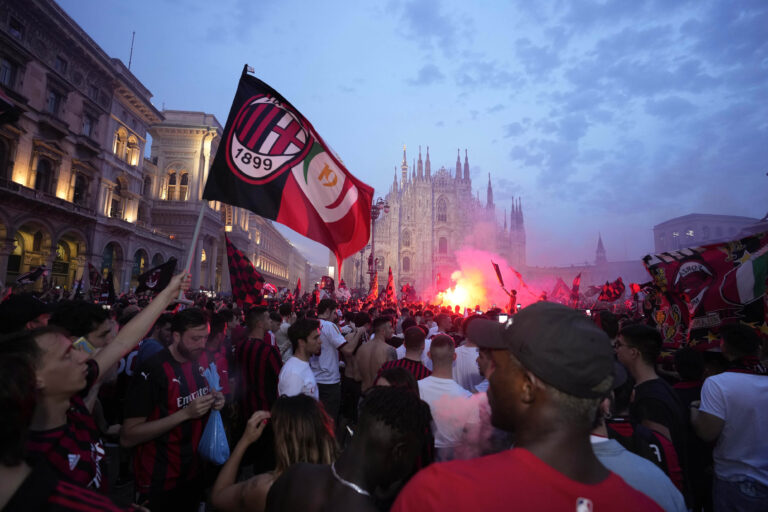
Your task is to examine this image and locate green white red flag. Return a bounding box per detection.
[202,66,374,271]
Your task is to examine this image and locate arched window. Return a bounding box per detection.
[402,230,411,247]
[402,256,410,272]
[126,135,140,166]
[437,197,447,222]
[151,253,164,267]
[142,176,152,197]
[167,171,177,201]
[113,128,128,160]
[438,237,447,254]
[35,159,53,194]
[73,174,87,206]
[179,172,189,201]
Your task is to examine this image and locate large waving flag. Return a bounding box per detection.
[643,231,768,350]
[203,66,374,270]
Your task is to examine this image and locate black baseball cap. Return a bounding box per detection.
[0,294,55,335]
[467,302,614,398]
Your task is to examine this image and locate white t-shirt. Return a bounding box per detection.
[418,376,477,448]
[309,319,346,385]
[699,371,768,484]
[278,357,319,400]
[453,345,483,393]
[396,338,433,370]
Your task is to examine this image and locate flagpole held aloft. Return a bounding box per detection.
[177,206,205,304]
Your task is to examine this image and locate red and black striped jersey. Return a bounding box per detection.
[379,358,432,381]
[4,462,133,512]
[26,359,106,490]
[234,337,281,417]
[124,349,210,494]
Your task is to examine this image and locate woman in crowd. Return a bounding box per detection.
[211,394,337,512]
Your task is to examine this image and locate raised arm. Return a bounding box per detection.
[94,272,190,378]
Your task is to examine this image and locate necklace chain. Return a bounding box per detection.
[330,462,371,497]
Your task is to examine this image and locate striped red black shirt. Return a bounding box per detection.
[234,337,282,417]
[379,358,432,381]
[124,349,211,494]
[4,462,133,512]
[26,359,106,490]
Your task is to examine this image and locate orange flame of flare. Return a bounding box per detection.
[436,269,493,310]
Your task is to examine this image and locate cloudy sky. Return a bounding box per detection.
[59,0,768,267]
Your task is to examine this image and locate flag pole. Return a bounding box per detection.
[177,206,206,303]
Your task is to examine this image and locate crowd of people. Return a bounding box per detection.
[0,273,766,511]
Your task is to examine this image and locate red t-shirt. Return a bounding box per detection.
[392,448,662,512]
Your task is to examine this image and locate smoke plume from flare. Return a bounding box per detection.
[434,248,517,310]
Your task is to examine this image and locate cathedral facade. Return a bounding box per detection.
[347,146,526,296]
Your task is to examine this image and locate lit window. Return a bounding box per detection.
[672,231,679,237]
[686,229,694,237]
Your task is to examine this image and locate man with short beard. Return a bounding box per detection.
[122,308,225,511]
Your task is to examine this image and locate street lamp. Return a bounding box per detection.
[368,197,389,290]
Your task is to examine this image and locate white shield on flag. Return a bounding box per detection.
[293,149,359,223]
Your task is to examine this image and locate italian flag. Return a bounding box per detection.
[726,245,768,305]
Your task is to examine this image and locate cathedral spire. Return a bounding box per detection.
[486,173,494,208]
[401,144,408,183]
[425,146,431,178]
[595,233,607,265]
[417,145,424,179]
[504,208,507,231]
[463,149,470,181]
[456,149,462,179]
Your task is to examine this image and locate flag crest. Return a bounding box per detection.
[203,67,374,270]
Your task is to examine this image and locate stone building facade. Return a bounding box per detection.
[342,146,526,295]
[0,0,308,293]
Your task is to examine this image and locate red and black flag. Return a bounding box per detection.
[225,235,265,307]
[293,277,301,298]
[321,275,335,293]
[550,277,571,304]
[598,277,625,302]
[136,257,177,295]
[643,232,768,350]
[491,261,505,288]
[16,265,48,285]
[385,267,395,305]
[571,272,582,302]
[367,271,378,302]
[202,66,374,271]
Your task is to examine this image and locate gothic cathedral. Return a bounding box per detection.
[367,146,526,295]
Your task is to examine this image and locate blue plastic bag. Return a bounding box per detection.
[198,362,230,465]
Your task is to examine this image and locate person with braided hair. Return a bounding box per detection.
[265,386,432,512]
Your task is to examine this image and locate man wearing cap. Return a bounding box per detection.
[0,293,53,335]
[392,302,662,511]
